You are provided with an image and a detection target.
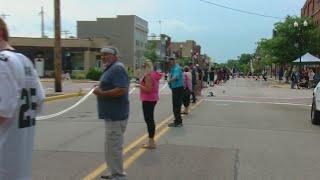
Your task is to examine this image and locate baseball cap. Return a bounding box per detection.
[101,47,117,55]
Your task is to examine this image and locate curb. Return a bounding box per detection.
[45,91,85,102]
[41,80,55,83]
[271,85,286,88]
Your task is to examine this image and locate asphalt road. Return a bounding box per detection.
[32,78,320,180]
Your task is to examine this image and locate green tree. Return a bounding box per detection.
[144,41,159,63]
[239,53,252,65]
[226,59,239,70]
[256,16,320,65]
[177,57,191,67]
[239,64,249,73]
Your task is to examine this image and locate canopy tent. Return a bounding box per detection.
[292,53,320,63]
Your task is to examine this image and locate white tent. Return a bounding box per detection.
[293,53,320,63]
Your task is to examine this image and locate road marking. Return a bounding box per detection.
[82,115,173,180]
[204,99,311,107]
[214,95,312,100]
[124,126,170,169]
[83,99,204,180]
[123,99,204,170]
[216,103,229,106]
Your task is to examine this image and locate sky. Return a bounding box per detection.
[1,0,306,63]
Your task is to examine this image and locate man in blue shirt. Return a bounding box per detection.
[168,57,184,127]
[93,47,129,180]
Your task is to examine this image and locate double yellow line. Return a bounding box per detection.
[83,99,204,180]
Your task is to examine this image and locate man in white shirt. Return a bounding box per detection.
[0,18,45,180]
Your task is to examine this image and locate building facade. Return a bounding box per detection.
[301,0,320,25]
[77,15,149,71]
[147,34,172,72]
[9,37,109,77]
[172,40,196,58]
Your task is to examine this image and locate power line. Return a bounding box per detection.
[199,0,285,20]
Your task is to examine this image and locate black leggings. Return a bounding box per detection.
[172,87,184,124]
[142,101,157,138]
[183,88,190,108]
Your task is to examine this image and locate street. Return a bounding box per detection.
[32,78,320,180]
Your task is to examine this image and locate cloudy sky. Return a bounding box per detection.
[2,0,305,62]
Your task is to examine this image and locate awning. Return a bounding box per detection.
[293,53,320,63]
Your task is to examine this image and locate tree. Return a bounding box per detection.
[239,53,252,65]
[255,16,320,65]
[226,59,239,70]
[177,57,191,67]
[144,41,158,63]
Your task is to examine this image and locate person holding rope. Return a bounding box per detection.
[0,18,45,180]
[93,47,129,180]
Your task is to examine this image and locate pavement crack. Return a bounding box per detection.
[234,149,240,180]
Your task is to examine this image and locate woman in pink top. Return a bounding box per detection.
[136,60,162,149]
[182,66,193,114]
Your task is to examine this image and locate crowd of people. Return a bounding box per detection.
[284,67,317,89]
[0,14,223,179]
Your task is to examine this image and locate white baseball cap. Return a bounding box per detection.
[101,47,118,55]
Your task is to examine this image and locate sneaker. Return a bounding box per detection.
[168,122,183,127]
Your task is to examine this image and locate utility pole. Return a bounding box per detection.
[39,7,45,38]
[54,0,62,92]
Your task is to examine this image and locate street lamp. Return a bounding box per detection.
[293,20,308,70]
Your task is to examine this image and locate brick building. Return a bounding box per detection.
[301,0,320,25]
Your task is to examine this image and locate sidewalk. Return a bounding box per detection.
[268,80,290,88]
[41,79,97,97]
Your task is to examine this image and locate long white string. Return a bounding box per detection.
[36,83,167,120]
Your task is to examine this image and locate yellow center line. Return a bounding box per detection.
[124,126,170,169]
[83,99,203,180]
[82,115,173,180]
[123,99,203,170]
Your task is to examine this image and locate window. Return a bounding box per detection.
[71,52,84,70]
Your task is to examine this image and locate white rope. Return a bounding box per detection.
[37,88,95,120]
[36,84,160,120]
[38,87,136,120]
[160,83,168,92]
[129,87,136,94]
